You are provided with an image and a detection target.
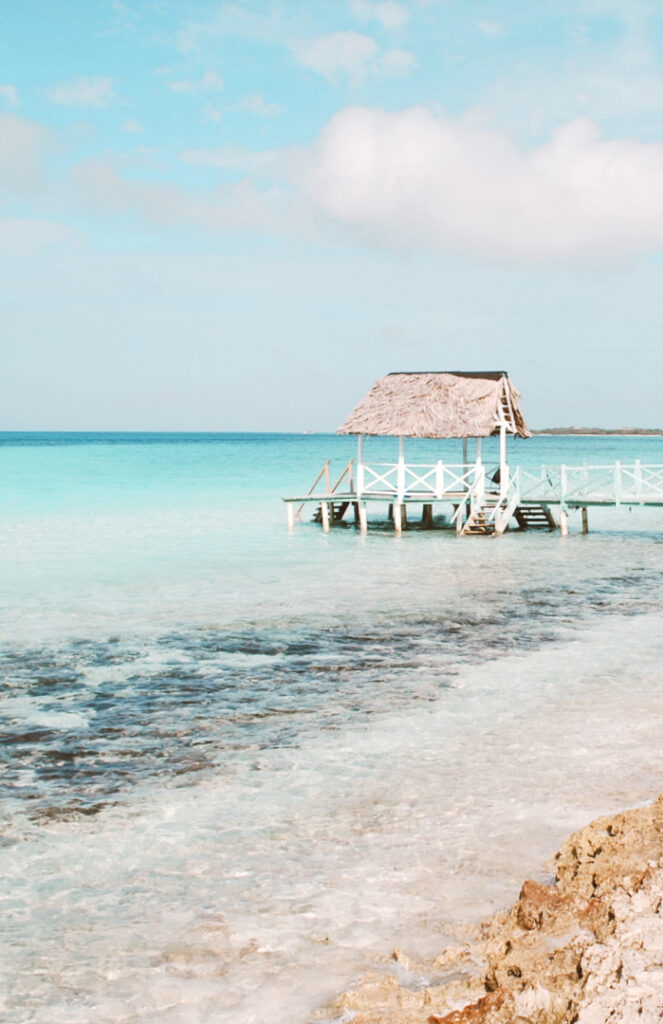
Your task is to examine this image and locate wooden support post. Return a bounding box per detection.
[462,439,468,466]
[353,502,360,525]
[358,502,367,533]
[560,508,569,536]
[321,501,330,533]
[393,502,403,534]
[387,503,393,521]
[422,503,434,529]
[286,502,295,531]
[581,507,589,533]
[435,459,444,499]
[356,434,364,499]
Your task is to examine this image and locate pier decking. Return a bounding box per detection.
[283,460,663,535]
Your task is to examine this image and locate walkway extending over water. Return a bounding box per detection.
[283,460,663,536]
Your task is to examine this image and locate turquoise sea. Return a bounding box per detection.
[2,431,663,1023]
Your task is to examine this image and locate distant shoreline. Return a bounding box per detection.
[533,428,663,436]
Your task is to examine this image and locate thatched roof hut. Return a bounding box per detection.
[337,371,531,439]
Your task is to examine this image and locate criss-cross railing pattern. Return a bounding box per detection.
[360,462,399,494]
[359,461,478,499]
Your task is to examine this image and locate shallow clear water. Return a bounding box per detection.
[2,432,663,1023]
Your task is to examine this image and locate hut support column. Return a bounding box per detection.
[397,436,405,502]
[321,501,330,533]
[394,502,403,534]
[286,502,294,531]
[560,508,569,536]
[358,502,367,533]
[581,507,589,533]
[462,439,468,467]
[476,437,482,465]
[499,423,508,497]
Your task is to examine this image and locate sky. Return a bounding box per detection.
[2,0,663,429]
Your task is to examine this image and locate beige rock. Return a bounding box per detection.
[322,795,663,1024]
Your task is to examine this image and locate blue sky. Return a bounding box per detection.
[2,0,663,429]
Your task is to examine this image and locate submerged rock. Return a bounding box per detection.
[325,795,663,1023]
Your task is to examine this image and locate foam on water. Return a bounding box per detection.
[2,432,663,1023]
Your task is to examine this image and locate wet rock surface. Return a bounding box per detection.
[325,795,663,1023]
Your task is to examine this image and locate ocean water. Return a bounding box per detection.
[2,431,663,1024]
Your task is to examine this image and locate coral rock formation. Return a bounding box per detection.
[328,795,663,1023]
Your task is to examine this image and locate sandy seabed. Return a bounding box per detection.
[325,795,663,1024]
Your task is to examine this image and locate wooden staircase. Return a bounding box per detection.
[514,504,557,530]
[461,493,501,535]
[499,388,514,430]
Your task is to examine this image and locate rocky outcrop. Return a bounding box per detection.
[326,796,663,1024]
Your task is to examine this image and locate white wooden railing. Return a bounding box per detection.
[517,462,663,506]
[357,461,663,507]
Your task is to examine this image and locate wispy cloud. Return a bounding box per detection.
[292,31,416,83]
[236,92,282,117]
[165,70,224,95]
[292,31,379,84]
[477,20,505,38]
[0,114,52,194]
[379,48,418,76]
[0,218,84,257]
[48,76,115,108]
[181,146,280,173]
[73,156,275,233]
[202,103,223,123]
[122,118,143,133]
[176,6,281,55]
[0,85,20,108]
[350,0,410,32]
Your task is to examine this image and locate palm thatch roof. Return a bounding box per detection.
[338,371,531,439]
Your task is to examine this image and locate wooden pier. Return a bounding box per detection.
[285,370,663,536]
[283,459,663,536]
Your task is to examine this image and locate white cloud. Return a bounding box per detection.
[0,85,20,107]
[0,114,51,194]
[296,105,663,262]
[292,31,379,84]
[165,70,224,95]
[292,31,416,83]
[478,20,505,38]
[350,0,410,32]
[237,92,282,117]
[48,75,115,108]
[122,118,143,133]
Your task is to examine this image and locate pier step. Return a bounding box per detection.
[514,504,557,530]
[461,496,500,536]
[312,500,351,523]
